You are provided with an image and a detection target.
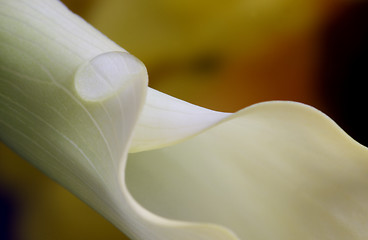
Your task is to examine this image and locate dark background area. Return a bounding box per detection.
[319,1,368,147]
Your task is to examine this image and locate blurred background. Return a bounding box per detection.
[1,0,367,239]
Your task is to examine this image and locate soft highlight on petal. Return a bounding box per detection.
[130,88,230,153]
[2,1,368,240]
[0,1,240,239]
[127,101,368,240]
[75,51,147,102]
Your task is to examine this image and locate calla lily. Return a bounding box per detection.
[1,1,368,240]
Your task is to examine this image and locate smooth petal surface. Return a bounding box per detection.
[0,1,244,239]
[127,101,368,240]
[130,88,230,152]
[0,1,150,239]
[2,1,368,240]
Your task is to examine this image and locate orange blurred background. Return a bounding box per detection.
[1,0,367,239]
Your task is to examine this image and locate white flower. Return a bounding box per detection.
[1,1,368,239]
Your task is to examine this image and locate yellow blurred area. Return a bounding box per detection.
[85,0,326,111]
[0,0,357,239]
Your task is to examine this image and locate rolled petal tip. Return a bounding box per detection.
[75,51,148,102]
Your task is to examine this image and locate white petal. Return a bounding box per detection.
[130,88,230,152]
[127,101,368,240]
[0,1,238,239]
[3,1,368,240]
